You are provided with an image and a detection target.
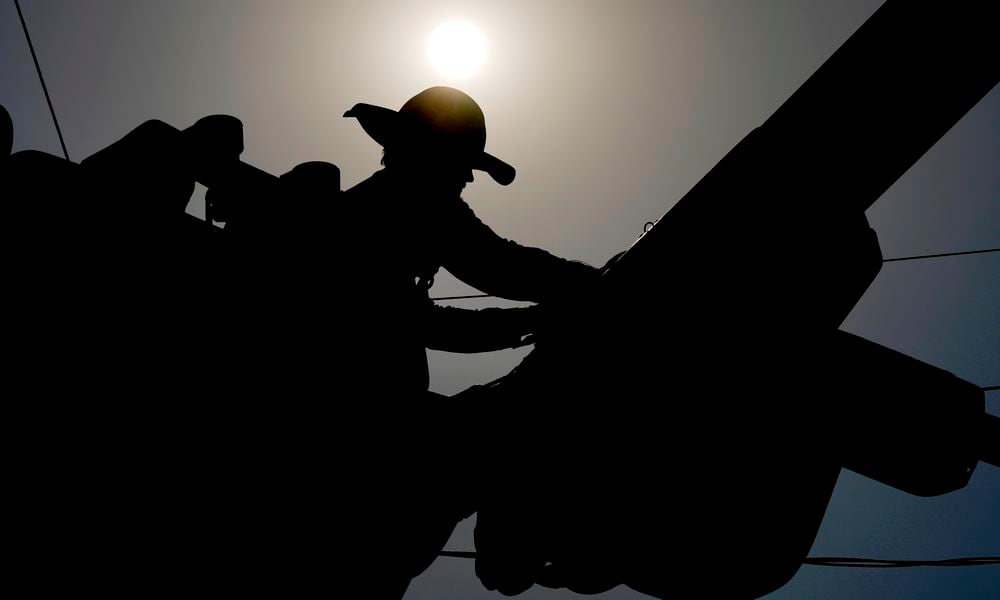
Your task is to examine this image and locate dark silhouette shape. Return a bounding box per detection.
[327,87,598,596]
[4,86,596,597]
[465,0,999,597]
[336,87,597,393]
[3,0,998,598]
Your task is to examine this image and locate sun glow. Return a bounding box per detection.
[427,20,487,78]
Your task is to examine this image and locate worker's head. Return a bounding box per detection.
[345,87,515,195]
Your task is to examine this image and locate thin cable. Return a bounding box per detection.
[14,0,70,161]
[439,550,477,559]
[430,294,493,301]
[429,246,1000,301]
[438,550,999,568]
[882,247,1000,263]
[803,556,1000,568]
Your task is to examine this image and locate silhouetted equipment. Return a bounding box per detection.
[4,0,999,598]
[468,0,999,598]
[2,105,357,594]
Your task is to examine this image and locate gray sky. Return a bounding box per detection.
[3,1,997,598]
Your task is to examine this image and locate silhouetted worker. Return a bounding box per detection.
[332,86,599,597]
[339,86,597,392]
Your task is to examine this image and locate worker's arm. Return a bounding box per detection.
[439,198,599,303]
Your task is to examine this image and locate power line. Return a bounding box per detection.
[803,556,1000,568]
[14,0,70,162]
[438,550,999,569]
[430,294,493,301]
[439,550,477,559]
[882,247,1000,263]
[430,246,1000,301]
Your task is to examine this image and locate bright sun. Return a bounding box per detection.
[427,20,487,78]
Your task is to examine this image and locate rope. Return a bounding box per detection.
[14,0,70,161]
[438,550,1000,569]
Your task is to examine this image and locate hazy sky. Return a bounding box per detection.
[3,1,997,598]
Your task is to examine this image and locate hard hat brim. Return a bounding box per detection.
[344,102,516,186]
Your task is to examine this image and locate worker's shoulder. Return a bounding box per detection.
[342,170,384,197]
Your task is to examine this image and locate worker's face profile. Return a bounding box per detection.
[435,161,475,195]
[395,147,475,196]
